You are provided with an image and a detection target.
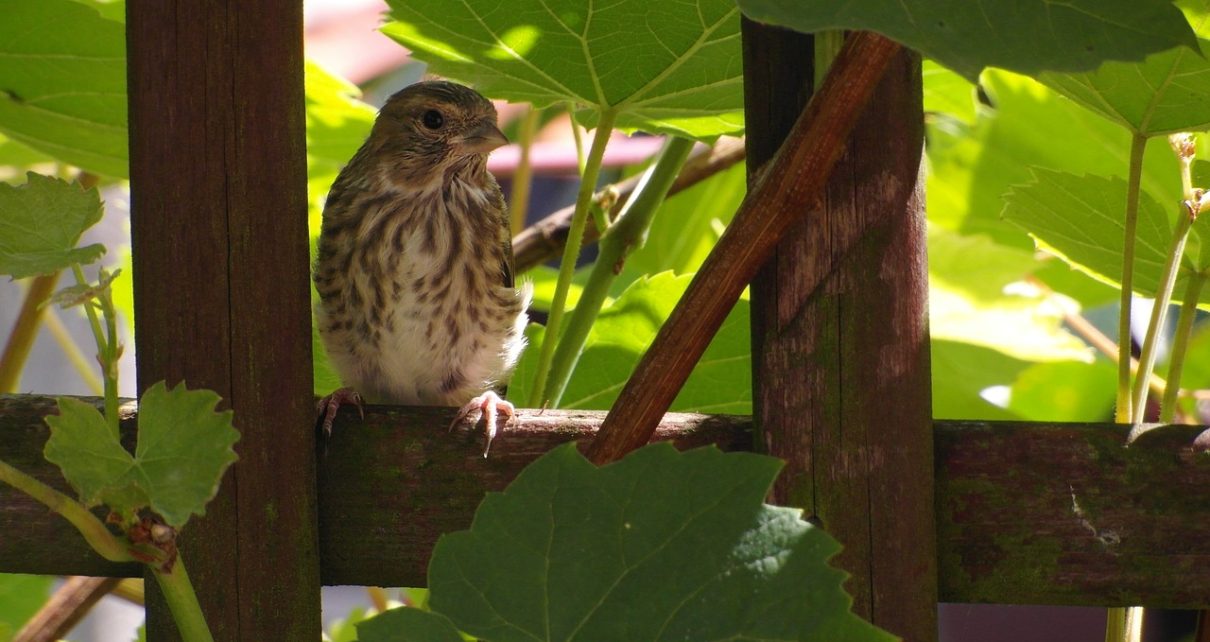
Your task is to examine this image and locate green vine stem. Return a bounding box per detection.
[509,106,540,235]
[71,264,120,439]
[542,136,695,407]
[1160,273,1206,422]
[1115,133,1147,423]
[1129,204,1195,435]
[0,272,59,392]
[527,110,617,407]
[152,557,215,642]
[0,458,132,563]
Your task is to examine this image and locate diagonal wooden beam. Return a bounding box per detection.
[587,31,902,464]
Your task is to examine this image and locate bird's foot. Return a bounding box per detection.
[449,391,515,457]
[317,387,364,436]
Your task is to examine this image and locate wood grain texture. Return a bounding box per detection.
[4,397,1209,607]
[126,1,317,639]
[744,23,937,640]
[587,31,902,465]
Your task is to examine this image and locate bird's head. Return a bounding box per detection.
[369,81,508,186]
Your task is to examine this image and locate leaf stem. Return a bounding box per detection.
[70,264,119,438]
[543,136,695,407]
[0,458,132,563]
[1115,134,1147,423]
[527,111,616,407]
[509,106,540,235]
[1129,205,1195,434]
[0,272,59,392]
[1160,273,1206,422]
[151,557,215,642]
[568,102,587,175]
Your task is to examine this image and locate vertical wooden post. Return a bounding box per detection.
[127,1,319,640]
[743,23,937,641]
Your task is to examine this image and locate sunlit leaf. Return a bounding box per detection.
[0,173,104,279]
[0,0,126,176]
[382,0,744,139]
[736,0,1198,82]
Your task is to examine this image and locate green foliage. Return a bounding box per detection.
[44,381,239,527]
[510,272,751,414]
[0,172,104,279]
[0,0,127,177]
[1039,6,1210,136]
[405,443,892,642]
[355,607,465,642]
[1003,169,1210,305]
[735,0,1198,82]
[0,573,54,640]
[381,0,744,140]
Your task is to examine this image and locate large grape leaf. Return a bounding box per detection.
[381,0,744,140]
[44,381,239,527]
[1003,169,1210,306]
[427,443,893,642]
[0,0,127,177]
[736,0,1199,82]
[0,172,105,279]
[1039,2,1210,137]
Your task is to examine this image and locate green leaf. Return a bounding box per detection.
[0,573,54,640]
[928,226,1092,363]
[932,340,1028,421]
[381,0,744,140]
[0,172,105,279]
[44,396,148,512]
[355,607,466,642]
[621,160,745,279]
[428,443,893,642]
[736,0,1199,82]
[926,71,1183,247]
[1039,24,1210,136]
[0,0,127,177]
[1003,169,1210,305]
[509,272,751,413]
[923,59,978,125]
[1006,359,1117,422]
[44,382,239,527]
[133,381,239,527]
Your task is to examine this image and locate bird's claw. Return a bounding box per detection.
[317,387,364,436]
[449,391,515,457]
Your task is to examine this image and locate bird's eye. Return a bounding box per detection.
[422,109,444,130]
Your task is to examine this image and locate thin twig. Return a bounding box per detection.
[14,576,120,642]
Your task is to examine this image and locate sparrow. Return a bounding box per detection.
[313,80,530,456]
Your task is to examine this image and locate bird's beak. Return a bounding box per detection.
[458,120,509,154]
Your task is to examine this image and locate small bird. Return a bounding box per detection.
[314,80,530,455]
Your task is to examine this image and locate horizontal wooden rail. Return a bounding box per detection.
[2,395,1208,607]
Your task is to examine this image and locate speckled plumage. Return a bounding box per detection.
[314,81,529,444]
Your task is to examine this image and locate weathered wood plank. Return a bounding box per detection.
[126,0,317,639]
[743,23,936,640]
[3,397,1209,608]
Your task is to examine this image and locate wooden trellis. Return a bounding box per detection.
[2,3,1209,642]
